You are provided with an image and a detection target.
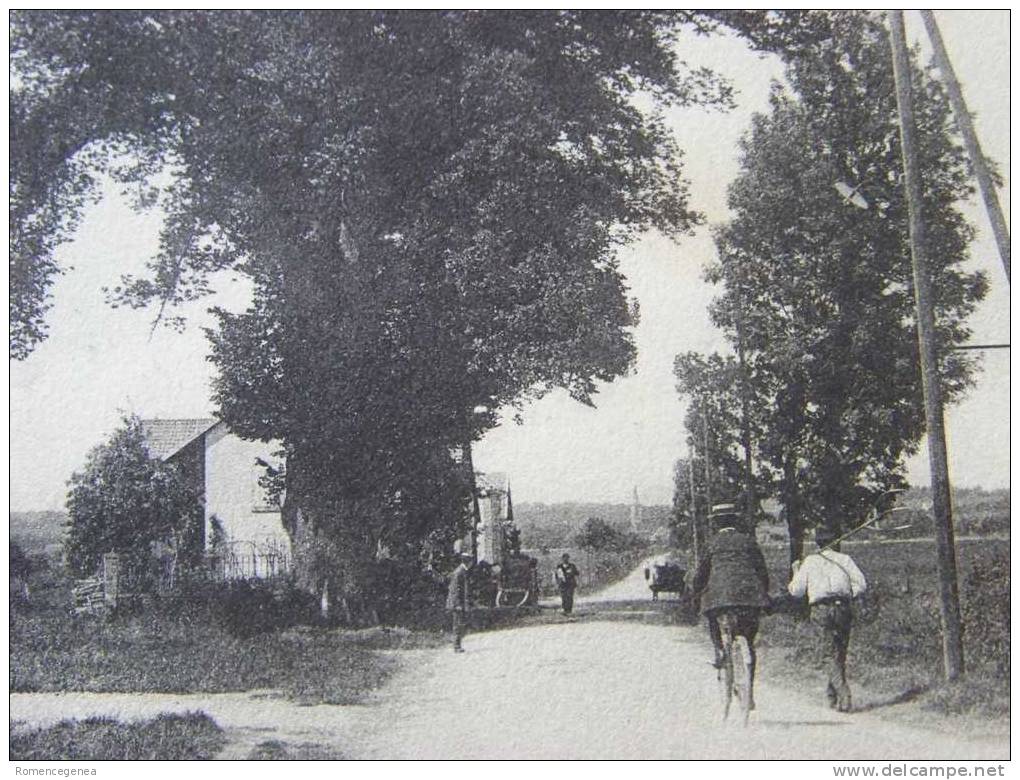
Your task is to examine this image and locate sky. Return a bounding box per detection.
[8,12,1011,511]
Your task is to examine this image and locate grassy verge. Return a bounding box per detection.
[753,537,1009,720]
[10,609,449,704]
[9,713,225,760]
[247,739,346,760]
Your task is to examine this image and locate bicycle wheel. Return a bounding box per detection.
[730,635,753,725]
[718,642,734,721]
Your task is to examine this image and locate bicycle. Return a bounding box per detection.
[715,608,757,725]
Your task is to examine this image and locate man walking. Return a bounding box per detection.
[554,553,580,615]
[788,526,868,712]
[446,552,472,653]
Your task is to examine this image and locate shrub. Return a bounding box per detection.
[960,550,1009,677]
[65,415,203,580]
[210,579,319,638]
[10,713,225,760]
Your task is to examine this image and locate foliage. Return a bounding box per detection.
[64,415,203,579]
[10,541,33,581]
[10,11,747,611]
[574,516,646,554]
[672,354,759,518]
[959,549,1009,677]
[682,12,987,561]
[9,713,226,761]
[194,579,320,639]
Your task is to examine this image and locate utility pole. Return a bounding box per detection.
[888,10,965,680]
[920,10,1010,284]
[701,403,713,536]
[732,261,756,530]
[687,438,700,567]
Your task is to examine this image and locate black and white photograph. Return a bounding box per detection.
[8,9,1010,765]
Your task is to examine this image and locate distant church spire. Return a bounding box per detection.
[630,485,642,531]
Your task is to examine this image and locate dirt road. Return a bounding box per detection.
[343,560,1008,759]
[10,559,1009,760]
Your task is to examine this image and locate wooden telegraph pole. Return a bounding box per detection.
[687,438,700,567]
[732,264,756,531]
[920,10,1010,284]
[888,10,965,680]
[700,403,713,547]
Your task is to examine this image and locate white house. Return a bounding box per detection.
[141,418,290,577]
[473,471,514,565]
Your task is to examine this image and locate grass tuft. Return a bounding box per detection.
[9,712,225,760]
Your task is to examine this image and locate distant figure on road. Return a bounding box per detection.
[690,503,770,702]
[446,553,473,653]
[788,526,868,712]
[555,553,580,615]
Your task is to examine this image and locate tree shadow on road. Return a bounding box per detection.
[571,599,697,626]
[853,684,930,713]
[756,719,850,728]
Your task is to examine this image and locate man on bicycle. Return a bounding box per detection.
[690,502,770,708]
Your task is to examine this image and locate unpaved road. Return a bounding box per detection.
[10,559,1009,760]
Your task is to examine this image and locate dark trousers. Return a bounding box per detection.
[560,586,575,614]
[706,606,760,699]
[450,610,465,650]
[811,600,853,711]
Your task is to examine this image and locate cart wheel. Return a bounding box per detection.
[496,588,530,608]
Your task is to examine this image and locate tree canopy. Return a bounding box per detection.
[678,12,987,563]
[12,11,753,610]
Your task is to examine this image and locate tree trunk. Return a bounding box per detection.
[782,453,803,578]
[282,455,380,627]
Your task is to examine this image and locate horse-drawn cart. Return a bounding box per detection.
[495,554,540,607]
[644,560,686,601]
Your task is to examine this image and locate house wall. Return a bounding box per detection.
[204,424,290,559]
[477,491,507,565]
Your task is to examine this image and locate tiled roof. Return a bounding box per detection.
[140,418,219,460]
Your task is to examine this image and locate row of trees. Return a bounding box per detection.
[673,13,988,566]
[13,11,830,618]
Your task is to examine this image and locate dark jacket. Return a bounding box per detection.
[555,562,579,590]
[691,529,770,613]
[445,563,470,611]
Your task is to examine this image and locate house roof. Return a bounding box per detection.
[141,418,219,461]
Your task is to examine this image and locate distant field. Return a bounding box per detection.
[11,511,67,555]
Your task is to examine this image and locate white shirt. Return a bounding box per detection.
[788,550,867,604]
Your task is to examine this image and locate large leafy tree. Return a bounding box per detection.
[65,416,203,580]
[705,12,987,564]
[12,11,742,615]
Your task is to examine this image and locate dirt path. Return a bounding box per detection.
[9,560,1009,760]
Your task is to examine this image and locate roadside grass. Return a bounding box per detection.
[10,554,452,703]
[9,713,225,760]
[754,537,1009,719]
[247,739,346,760]
[9,607,427,704]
